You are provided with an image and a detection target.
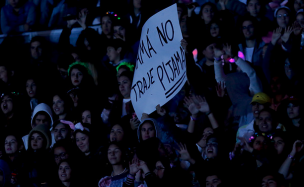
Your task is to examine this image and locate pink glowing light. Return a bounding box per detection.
[238,51,245,60]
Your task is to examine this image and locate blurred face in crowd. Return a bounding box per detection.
[58,161,71,182]
[26,79,37,98]
[31,132,45,150]
[54,146,69,165]
[133,0,141,9]
[296,13,304,26]
[252,102,265,118]
[206,175,222,187]
[114,26,126,40]
[247,0,261,17]
[33,113,51,129]
[201,5,214,24]
[206,137,218,158]
[253,136,266,151]
[70,68,83,86]
[284,58,294,80]
[5,135,21,155]
[31,41,43,60]
[276,9,290,28]
[262,175,278,187]
[0,66,9,83]
[141,122,156,141]
[53,95,65,116]
[294,0,304,12]
[257,111,274,133]
[287,102,300,119]
[54,124,69,142]
[8,0,20,8]
[76,132,90,154]
[108,144,122,165]
[102,16,112,36]
[180,14,188,35]
[242,20,255,39]
[203,43,216,61]
[118,75,131,98]
[1,95,13,116]
[82,110,92,124]
[110,124,125,142]
[107,46,121,62]
[154,161,165,179]
[210,23,220,38]
[274,136,285,155]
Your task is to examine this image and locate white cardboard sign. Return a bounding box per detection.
[131,4,187,120]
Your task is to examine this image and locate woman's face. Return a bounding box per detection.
[1,95,13,116]
[53,95,65,116]
[0,66,9,83]
[26,79,37,98]
[251,102,265,118]
[70,68,83,86]
[102,16,112,36]
[274,136,285,155]
[110,124,125,142]
[76,132,90,154]
[206,175,222,187]
[58,161,71,182]
[54,146,69,165]
[210,23,220,37]
[294,0,304,12]
[154,161,165,179]
[118,76,131,98]
[262,175,278,187]
[276,9,290,28]
[297,13,304,27]
[205,137,218,158]
[257,111,274,133]
[107,144,122,165]
[141,122,156,141]
[253,136,266,151]
[82,110,92,124]
[114,26,126,39]
[30,132,45,150]
[5,135,19,155]
[242,20,255,39]
[287,103,300,119]
[201,5,214,24]
[247,0,261,17]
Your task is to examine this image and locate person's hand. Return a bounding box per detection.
[214,47,224,59]
[141,113,149,121]
[293,21,302,36]
[114,32,124,41]
[216,81,225,98]
[156,104,166,116]
[238,137,253,153]
[129,158,140,175]
[219,0,227,10]
[130,117,140,130]
[181,39,188,53]
[135,169,142,182]
[290,140,304,157]
[176,143,191,161]
[196,95,210,113]
[187,4,196,17]
[67,19,77,29]
[138,160,150,174]
[184,96,200,117]
[77,8,88,29]
[271,27,282,45]
[281,26,294,43]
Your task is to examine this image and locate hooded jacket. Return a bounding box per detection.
[137,118,160,142]
[31,103,53,130]
[27,124,52,150]
[0,159,11,187]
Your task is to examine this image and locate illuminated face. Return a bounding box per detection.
[114,26,126,39]
[107,144,122,165]
[110,124,124,142]
[1,95,13,116]
[274,136,285,155]
[101,16,112,36]
[206,175,222,187]
[257,111,274,133]
[287,103,300,119]
[70,68,83,86]
[58,161,71,182]
[141,122,156,141]
[76,132,90,154]
[201,5,214,24]
[205,137,218,159]
[30,132,45,150]
[210,23,220,38]
[54,124,69,142]
[5,135,19,155]
[247,0,261,17]
[31,41,43,60]
[242,20,255,39]
[82,110,92,124]
[53,95,65,116]
[118,76,131,99]
[262,175,278,187]
[276,9,290,28]
[251,102,265,118]
[26,79,37,98]
[107,46,120,62]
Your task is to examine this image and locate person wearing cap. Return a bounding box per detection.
[235,92,271,143]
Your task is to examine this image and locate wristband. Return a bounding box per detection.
[214,57,221,61]
[190,116,197,121]
[206,111,212,116]
[288,154,295,160]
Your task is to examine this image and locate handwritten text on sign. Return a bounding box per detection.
[131,4,187,120]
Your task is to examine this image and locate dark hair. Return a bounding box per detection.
[199,2,217,20]
[69,64,95,88]
[117,71,134,84]
[107,141,127,166]
[53,139,74,157]
[57,53,75,70]
[52,92,73,115]
[29,131,47,150]
[239,16,259,39]
[107,39,126,58]
[4,132,24,152]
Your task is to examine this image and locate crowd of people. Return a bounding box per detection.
[1,0,304,186]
